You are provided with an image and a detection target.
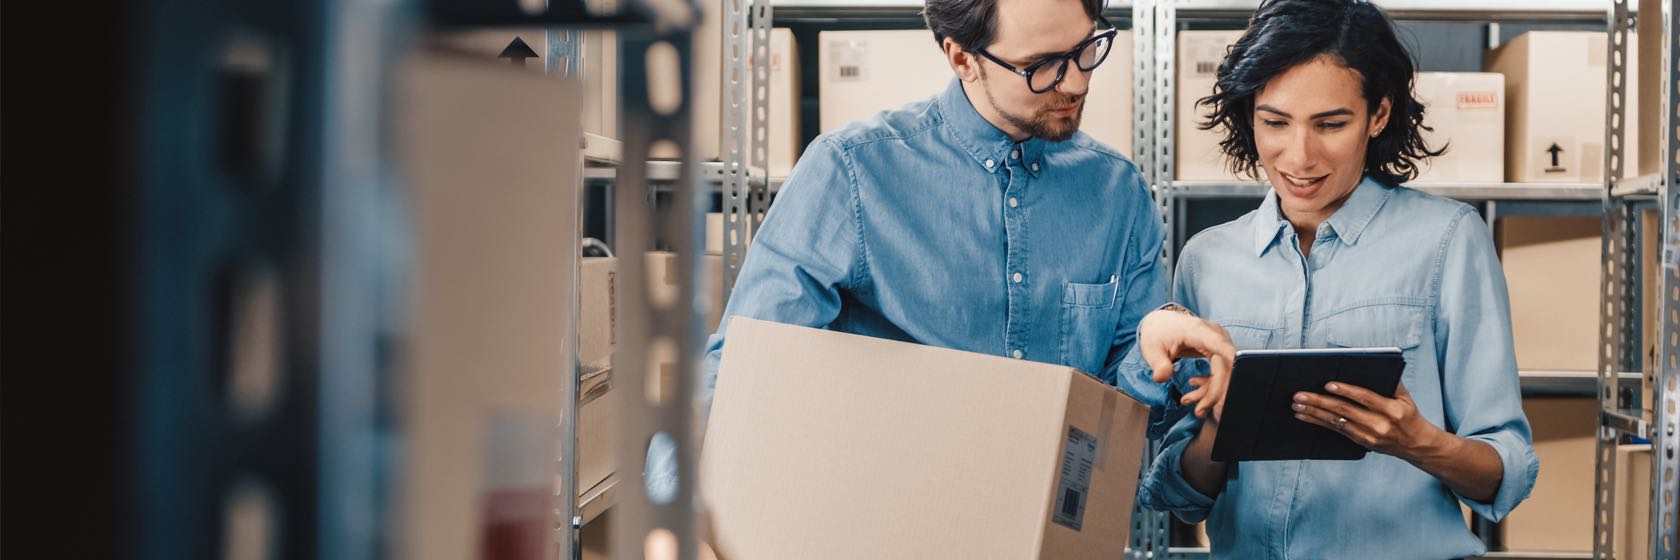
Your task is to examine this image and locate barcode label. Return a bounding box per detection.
[829,39,869,82]
[1052,426,1099,531]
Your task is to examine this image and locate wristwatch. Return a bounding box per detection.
[1158,302,1194,316]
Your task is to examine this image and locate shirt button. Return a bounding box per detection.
[1011,149,1021,160]
[1012,349,1023,359]
[1031,163,1041,172]
[985,159,995,169]
[1008,197,1019,208]
[1012,272,1023,284]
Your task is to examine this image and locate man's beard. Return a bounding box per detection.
[981,67,1086,142]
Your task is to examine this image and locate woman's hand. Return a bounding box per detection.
[1290,382,1442,460]
[1291,380,1504,502]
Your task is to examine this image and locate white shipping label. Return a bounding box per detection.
[830,39,869,82]
[1052,426,1099,532]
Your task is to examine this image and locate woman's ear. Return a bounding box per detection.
[1369,96,1393,138]
[944,37,981,82]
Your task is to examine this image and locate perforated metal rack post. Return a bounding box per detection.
[1656,0,1680,553]
[1599,0,1680,557]
[721,0,773,302]
[611,1,709,558]
[1596,0,1637,556]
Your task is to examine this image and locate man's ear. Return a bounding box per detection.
[943,37,980,82]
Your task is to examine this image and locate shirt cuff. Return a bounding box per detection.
[1460,429,1539,522]
[1139,416,1218,523]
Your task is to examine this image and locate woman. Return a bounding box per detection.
[1137,0,1538,557]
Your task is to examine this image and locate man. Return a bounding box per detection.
[654,0,1236,495]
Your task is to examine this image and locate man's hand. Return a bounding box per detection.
[1137,308,1237,418]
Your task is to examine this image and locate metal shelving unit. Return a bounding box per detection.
[1597,0,1679,558]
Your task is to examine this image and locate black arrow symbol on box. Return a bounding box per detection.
[1546,143,1563,168]
[499,37,539,67]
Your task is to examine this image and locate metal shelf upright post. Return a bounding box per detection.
[1597,0,1680,556]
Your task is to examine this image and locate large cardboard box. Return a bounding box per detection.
[1485,31,1640,183]
[1413,72,1505,183]
[819,29,1134,154]
[580,257,616,369]
[1613,444,1654,560]
[701,318,1150,559]
[1176,30,1246,182]
[1501,397,1597,551]
[1498,216,1601,372]
[397,49,578,560]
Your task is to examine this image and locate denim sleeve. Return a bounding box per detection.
[1111,229,1208,437]
[1138,411,1218,522]
[1434,208,1538,522]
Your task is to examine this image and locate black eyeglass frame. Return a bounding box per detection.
[974,17,1120,94]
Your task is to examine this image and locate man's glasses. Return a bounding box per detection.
[975,17,1119,94]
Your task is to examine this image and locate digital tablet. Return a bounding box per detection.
[1210,347,1406,462]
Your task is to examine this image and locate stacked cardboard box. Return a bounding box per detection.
[1412,72,1505,183]
[818,29,1135,154]
[1501,397,1597,551]
[1497,216,1601,372]
[1486,31,1640,183]
[1175,31,1245,182]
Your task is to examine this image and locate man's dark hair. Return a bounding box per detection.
[1200,0,1443,185]
[922,0,1105,52]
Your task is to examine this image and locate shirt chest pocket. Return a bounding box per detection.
[1059,276,1121,375]
[1321,302,1429,379]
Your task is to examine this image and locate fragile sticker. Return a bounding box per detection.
[1455,91,1498,110]
[1052,426,1099,531]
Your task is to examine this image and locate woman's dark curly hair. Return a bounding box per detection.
[1199,0,1443,185]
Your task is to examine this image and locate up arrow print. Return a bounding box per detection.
[498,37,539,67]
[1546,143,1564,168]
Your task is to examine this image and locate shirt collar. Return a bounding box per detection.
[936,77,1048,176]
[1251,176,1394,257]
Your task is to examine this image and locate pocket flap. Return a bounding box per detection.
[1062,276,1119,307]
[1324,303,1426,350]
